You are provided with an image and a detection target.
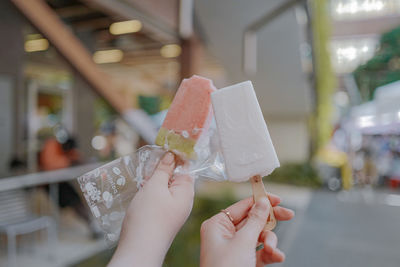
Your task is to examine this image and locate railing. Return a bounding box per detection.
[0,162,107,265]
[0,162,102,226]
[0,163,102,192]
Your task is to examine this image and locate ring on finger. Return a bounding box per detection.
[220,209,234,223]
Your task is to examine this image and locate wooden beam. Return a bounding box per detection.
[71,17,112,31]
[82,0,178,43]
[12,0,129,114]
[55,4,95,19]
[123,0,178,30]
[180,36,202,79]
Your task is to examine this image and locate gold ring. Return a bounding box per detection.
[220,209,234,223]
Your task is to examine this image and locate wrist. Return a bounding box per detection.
[110,236,170,267]
[111,247,164,267]
[111,225,174,267]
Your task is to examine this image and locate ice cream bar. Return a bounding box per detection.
[156,75,216,159]
[211,81,279,230]
[211,81,280,182]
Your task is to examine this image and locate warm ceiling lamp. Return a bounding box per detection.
[93,49,124,64]
[109,20,142,35]
[24,38,49,52]
[160,44,182,58]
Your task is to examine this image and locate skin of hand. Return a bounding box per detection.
[109,152,194,267]
[200,195,295,267]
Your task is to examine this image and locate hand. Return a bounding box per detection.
[200,195,294,267]
[109,152,194,267]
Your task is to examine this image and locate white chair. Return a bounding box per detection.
[0,189,57,267]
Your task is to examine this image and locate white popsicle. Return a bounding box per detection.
[211,81,280,230]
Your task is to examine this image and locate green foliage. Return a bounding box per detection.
[267,162,322,188]
[94,98,117,129]
[71,248,115,267]
[71,193,238,267]
[163,192,237,267]
[138,95,161,115]
[72,165,319,267]
[354,25,400,100]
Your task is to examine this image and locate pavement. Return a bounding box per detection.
[0,209,107,267]
[3,182,400,267]
[202,181,400,267]
[274,187,400,267]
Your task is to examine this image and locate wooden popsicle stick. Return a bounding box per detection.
[250,175,276,230]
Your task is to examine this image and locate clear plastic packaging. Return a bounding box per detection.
[77,127,227,243]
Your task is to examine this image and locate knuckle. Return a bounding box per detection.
[200,219,211,234]
[256,198,269,211]
[154,166,171,176]
[218,217,235,233]
[249,207,267,222]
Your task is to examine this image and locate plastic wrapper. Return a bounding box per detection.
[77,126,227,244]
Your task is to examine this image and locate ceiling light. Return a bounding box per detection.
[336,46,357,61]
[160,44,182,58]
[357,115,375,128]
[93,49,124,64]
[334,0,386,16]
[24,38,49,52]
[109,20,142,35]
[26,33,43,40]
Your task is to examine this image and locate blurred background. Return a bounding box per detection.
[1,0,400,266]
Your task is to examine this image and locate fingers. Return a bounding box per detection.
[150,152,175,186]
[213,196,292,233]
[272,248,285,262]
[200,213,236,243]
[257,231,285,265]
[201,198,252,240]
[236,197,270,243]
[200,197,256,241]
[169,174,195,199]
[259,231,277,254]
[260,247,285,264]
[223,197,253,225]
[273,206,295,221]
[201,197,264,243]
[268,193,281,207]
[219,194,281,226]
[235,205,294,232]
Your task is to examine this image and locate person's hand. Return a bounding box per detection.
[109,152,194,267]
[200,195,294,267]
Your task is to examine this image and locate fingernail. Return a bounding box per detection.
[264,243,273,254]
[162,152,174,164]
[289,209,295,217]
[274,248,286,262]
[265,233,277,250]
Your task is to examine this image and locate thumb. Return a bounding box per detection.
[236,197,270,244]
[150,152,175,186]
[170,174,194,199]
